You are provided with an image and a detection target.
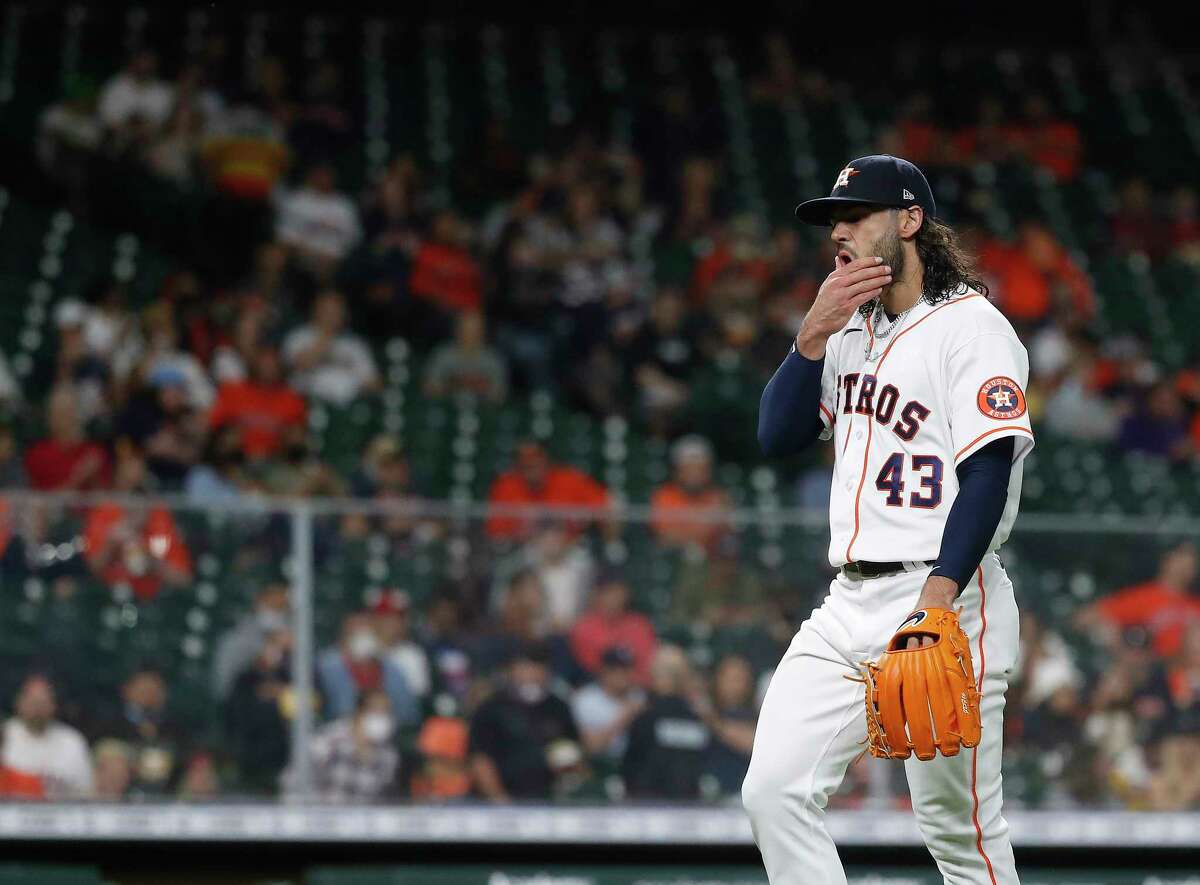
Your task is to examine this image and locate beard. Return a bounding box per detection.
[871,224,906,308]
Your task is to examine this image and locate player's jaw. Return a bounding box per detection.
[871,226,906,296]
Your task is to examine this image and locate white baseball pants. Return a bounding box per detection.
[742,553,1020,884]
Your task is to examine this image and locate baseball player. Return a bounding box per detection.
[743,155,1033,884]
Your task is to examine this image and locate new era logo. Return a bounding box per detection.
[902,188,915,201]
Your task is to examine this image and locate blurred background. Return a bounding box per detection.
[0,1,1198,883]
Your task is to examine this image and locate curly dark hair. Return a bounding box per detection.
[858,213,989,318]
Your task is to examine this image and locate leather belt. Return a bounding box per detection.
[842,559,936,580]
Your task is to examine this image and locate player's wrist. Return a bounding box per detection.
[794,329,828,360]
[913,575,960,610]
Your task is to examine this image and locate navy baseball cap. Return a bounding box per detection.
[794,155,936,226]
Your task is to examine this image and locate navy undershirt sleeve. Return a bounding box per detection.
[758,348,825,457]
[930,436,1016,593]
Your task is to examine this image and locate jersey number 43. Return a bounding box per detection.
[875,453,943,509]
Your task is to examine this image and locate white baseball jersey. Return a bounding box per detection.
[815,288,1035,567]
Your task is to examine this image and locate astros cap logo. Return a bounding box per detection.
[834,166,859,190]
[977,376,1027,420]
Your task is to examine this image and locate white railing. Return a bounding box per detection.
[0,490,1197,833]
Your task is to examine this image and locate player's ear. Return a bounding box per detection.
[898,206,923,241]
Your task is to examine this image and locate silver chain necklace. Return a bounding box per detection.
[863,300,916,362]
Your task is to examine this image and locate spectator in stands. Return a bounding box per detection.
[627,288,703,437]
[116,366,206,488]
[97,51,174,135]
[47,297,113,425]
[410,715,471,801]
[485,440,610,541]
[1011,611,1083,730]
[1040,334,1123,442]
[1149,621,1200,809]
[24,385,112,491]
[306,689,401,802]
[1110,178,1160,259]
[1016,93,1081,182]
[0,349,20,415]
[145,100,204,186]
[317,611,419,727]
[1079,542,1200,659]
[569,572,657,685]
[475,569,571,678]
[199,102,289,283]
[81,279,139,369]
[0,418,27,489]
[1169,623,1200,717]
[184,424,248,501]
[130,300,216,412]
[176,750,221,801]
[83,450,193,600]
[1082,628,1172,806]
[504,519,595,633]
[408,210,484,339]
[1150,720,1200,811]
[890,92,941,167]
[469,641,580,801]
[690,215,772,309]
[978,222,1095,328]
[36,80,102,216]
[253,425,345,499]
[0,722,44,800]
[1115,382,1193,462]
[422,310,509,402]
[210,296,266,384]
[276,164,361,278]
[92,665,187,797]
[348,435,412,502]
[531,181,626,312]
[2,674,93,798]
[571,645,646,761]
[339,435,432,545]
[209,342,307,460]
[423,589,475,701]
[1167,186,1200,259]
[213,579,290,701]
[700,654,758,796]
[676,530,768,628]
[225,627,292,795]
[622,645,710,799]
[283,289,380,406]
[650,435,731,550]
[91,738,134,801]
[371,589,432,701]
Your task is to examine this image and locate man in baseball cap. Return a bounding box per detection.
[793,154,936,227]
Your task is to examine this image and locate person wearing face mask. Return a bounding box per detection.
[649,435,732,550]
[212,580,291,701]
[468,641,579,801]
[305,689,400,802]
[317,611,419,727]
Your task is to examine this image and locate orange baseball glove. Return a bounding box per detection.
[854,607,982,761]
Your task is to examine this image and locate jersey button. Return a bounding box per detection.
[856,431,863,440]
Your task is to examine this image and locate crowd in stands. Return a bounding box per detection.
[1,33,1199,811]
